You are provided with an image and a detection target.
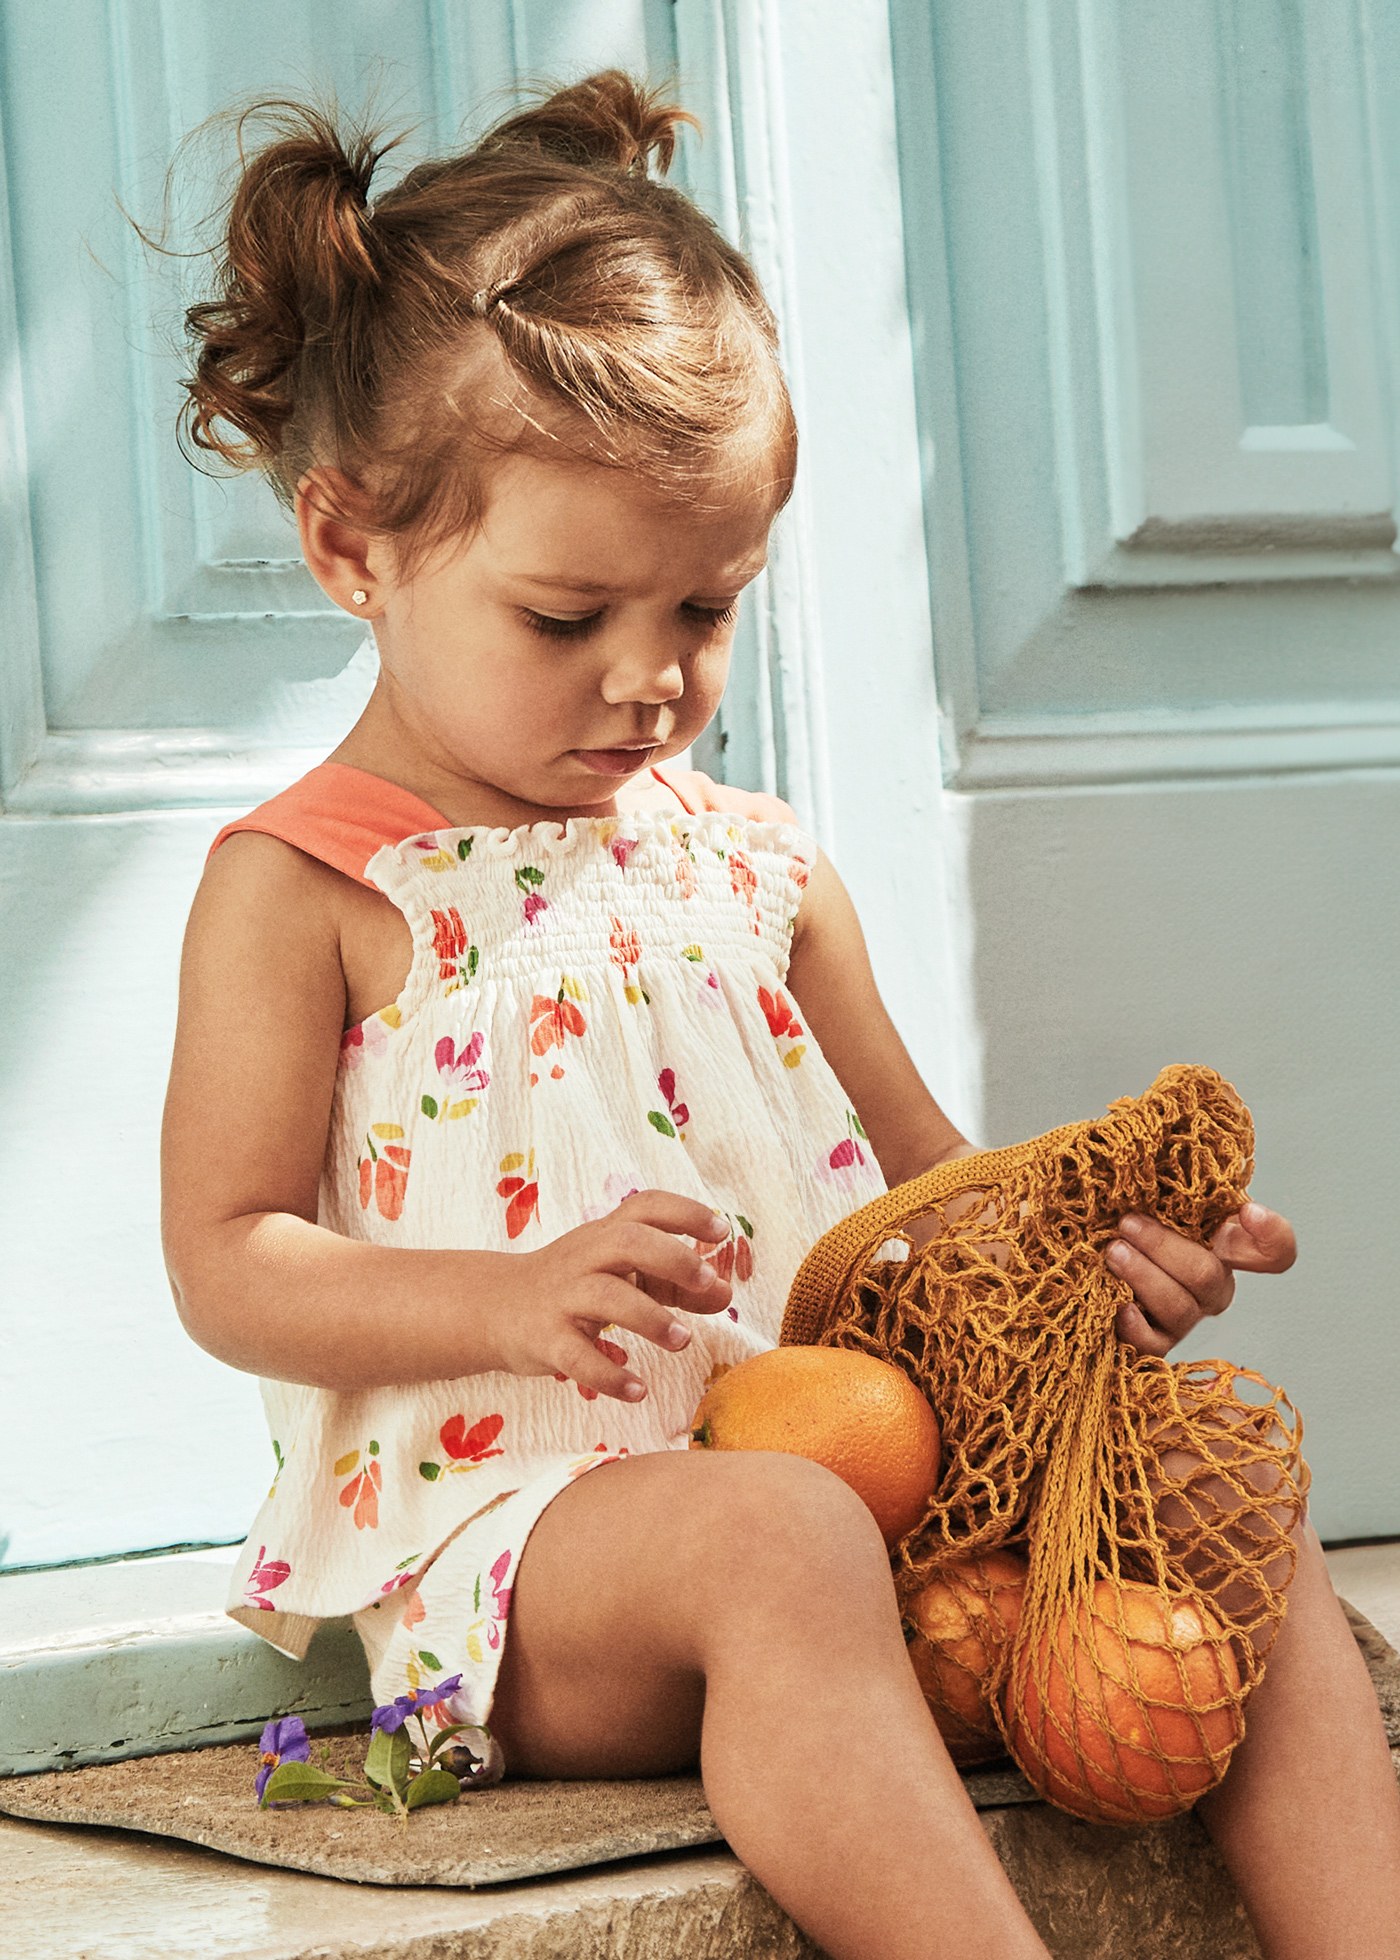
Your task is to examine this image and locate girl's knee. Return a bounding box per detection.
[689,1450,895,1597]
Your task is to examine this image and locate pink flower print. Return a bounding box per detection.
[339,1015,390,1072]
[244,1545,291,1612]
[379,1558,420,1598]
[611,835,640,872]
[580,1171,643,1224]
[424,1032,490,1121]
[681,943,723,1010]
[486,1548,513,1649]
[515,864,548,924]
[648,1067,690,1141]
[818,1111,873,1190]
[674,846,697,901]
[436,1032,489,1090]
[335,1441,382,1530]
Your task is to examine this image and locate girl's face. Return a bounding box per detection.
[357,451,775,825]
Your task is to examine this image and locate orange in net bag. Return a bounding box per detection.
[779,1064,1310,1825]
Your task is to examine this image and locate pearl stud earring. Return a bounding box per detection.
[352,589,369,606]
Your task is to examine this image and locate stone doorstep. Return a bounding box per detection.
[19,1761,1400,1960]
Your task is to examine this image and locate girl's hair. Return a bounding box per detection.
[170,70,796,577]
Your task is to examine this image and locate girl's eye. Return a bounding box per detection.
[519,602,739,641]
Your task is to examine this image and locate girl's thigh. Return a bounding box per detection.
[488,1446,892,1780]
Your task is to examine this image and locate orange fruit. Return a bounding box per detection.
[689,1346,941,1548]
[1003,1577,1244,1824]
[904,1549,1028,1765]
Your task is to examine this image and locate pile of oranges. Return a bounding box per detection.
[689,1346,1244,1825]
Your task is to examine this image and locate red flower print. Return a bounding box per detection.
[431,908,479,990]
[727,847,757,910]
[758,986,802,1038]
[357,1125,411,1220]
[529,988,587,1056]
[609,916,641,970]
[432,907,466,978]
[496,1150,540,1238]
[420,1411,507,1481]
[244,1546,291,1612]
[442,1412,505,1461]
[699,1213,754,1287]
[674,849,697,901]
[335,1442,382,1530]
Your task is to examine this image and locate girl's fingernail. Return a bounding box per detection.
[709,1213,729,1238]
[1241,1202,1268,1228]
[623,1381,646,1401]
[694,1262,717,1289]
[1106,1240,1130,1269]
[665,1321,691,1347]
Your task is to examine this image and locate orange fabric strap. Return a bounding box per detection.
[206,763,453,890]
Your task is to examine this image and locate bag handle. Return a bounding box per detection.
[780,1125,1083,1347]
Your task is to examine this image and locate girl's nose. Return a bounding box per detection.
[600,638,685,705]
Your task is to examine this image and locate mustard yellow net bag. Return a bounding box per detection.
[779,1064,1310,1825]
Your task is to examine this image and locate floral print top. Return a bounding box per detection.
[213,764,888,1713]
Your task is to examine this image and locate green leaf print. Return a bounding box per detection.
[417,1649,443,1670]
[647,1111,676,1138]
[419,1462,441,1482]
[737,1215,754,1238]
[456,837,473,860]
[467,945,480,979]
[422,1095,439,1119]
[514,864,546,890]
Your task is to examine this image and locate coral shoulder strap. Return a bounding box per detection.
[206,762,453,891]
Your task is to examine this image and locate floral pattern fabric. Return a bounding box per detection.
[224,782,888,1738]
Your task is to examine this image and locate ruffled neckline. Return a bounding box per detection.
[380,806,804,865]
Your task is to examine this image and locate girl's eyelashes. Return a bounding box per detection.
[519,602,739,641]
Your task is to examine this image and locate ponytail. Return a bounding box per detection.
[178,99,399,470]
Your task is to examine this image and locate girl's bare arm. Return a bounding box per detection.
[160,834,519,1390]
[161,835,728,1397]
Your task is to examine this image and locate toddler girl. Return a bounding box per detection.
[160,71,1400,1959]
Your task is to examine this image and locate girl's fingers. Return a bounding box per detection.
[553,1326,645,1403]
[1113,1295,1176,1359]
[1209,1202,1298,1274]
[1112,1213,1235,1317]
[599,1219,733,1312]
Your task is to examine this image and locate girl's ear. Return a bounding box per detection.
[296,466,382,613]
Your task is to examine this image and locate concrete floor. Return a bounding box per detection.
[1,1542,1396,1960]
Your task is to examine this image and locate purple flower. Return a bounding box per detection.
[370,1674,465,1735]
[255,1714,310,1801]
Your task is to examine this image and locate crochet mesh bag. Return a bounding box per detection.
[779,1065,1310,1825]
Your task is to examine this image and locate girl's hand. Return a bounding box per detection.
[1108,1201,1297,1357]
[501,1190,734,1402]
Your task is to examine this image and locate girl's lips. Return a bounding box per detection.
[574,747,658,776]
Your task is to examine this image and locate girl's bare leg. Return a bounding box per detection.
[1193,1517,1400,1960]
[489,1449,1048,1960]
